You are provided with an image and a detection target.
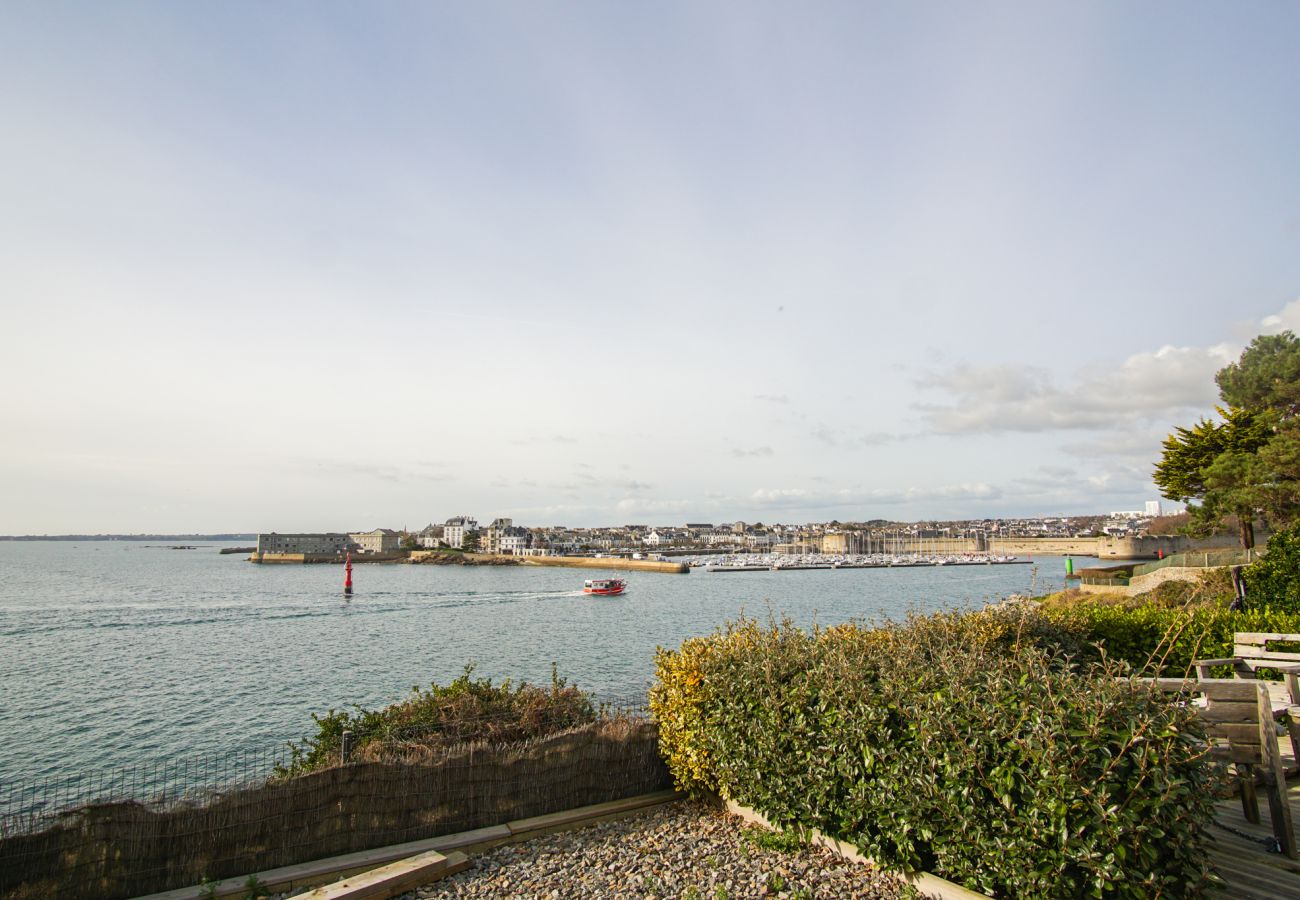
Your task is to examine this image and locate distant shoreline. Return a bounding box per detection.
[0,535,256,542]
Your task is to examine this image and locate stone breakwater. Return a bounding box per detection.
[375,801,906,899]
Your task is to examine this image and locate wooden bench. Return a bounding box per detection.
[1194,632,1300,761]
[1138,677,1297,858]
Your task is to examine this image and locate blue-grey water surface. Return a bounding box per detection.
[0,542,1073,791]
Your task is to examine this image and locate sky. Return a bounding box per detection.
[2,2,1299,533]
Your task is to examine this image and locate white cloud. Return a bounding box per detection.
[1261,297,1300,334]
[915,300,1300,438]
[749,483,1000,510]
[915,344,1235,434]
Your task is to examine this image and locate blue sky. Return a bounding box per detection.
[2,2,1298,532]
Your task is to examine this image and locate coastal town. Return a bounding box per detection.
[256,503,1173,558]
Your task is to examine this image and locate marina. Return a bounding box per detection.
[693,552,1031,572]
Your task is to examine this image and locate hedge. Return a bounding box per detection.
[1042,602,1300,678]
[650,610,1220,898]
[1244,523,1300,613]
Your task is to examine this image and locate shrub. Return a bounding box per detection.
[281,665,595,775]
[1244,523,1300,612]
[1040,598,1300,678]
[651,610,1221,898]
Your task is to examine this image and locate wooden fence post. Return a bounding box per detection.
[341,730,354,765]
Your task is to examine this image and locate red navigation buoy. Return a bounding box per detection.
[344,552,353,596]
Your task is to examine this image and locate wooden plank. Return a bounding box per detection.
[506,789,684,836]
[1237,633,1300,645]
[1132,677,1198,693]
[1213,850,1300,890]
[1206,723,1267,745]
[1211,859,1300,899]
[424,824,513,853]
[1201,701,1260,724]
[1201,680,1269,702]
[1246,650,1300,663]
[1212,745,1266,765]
[1212,853,1300,894]
[296,850,469,899]
[1211,828,1300,875]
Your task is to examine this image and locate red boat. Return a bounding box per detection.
[583,578,626,596]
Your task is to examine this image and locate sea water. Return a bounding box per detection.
[0,541,1068,793]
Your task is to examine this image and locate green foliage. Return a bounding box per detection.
[279,664,595,775]
[1244,523,1300,612]
[243,874,268,899]
[1216,331,1300,419]
[1041,598,1300,677]
[1154,406,1271,547]
[1157,331,1300,548]
[1154,407,1269,501]
[742,824,804,854]
[1254,421,1300,529]
[651,610,1220,898]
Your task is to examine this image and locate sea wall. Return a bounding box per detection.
[516,555,690,574]
[248,552,407,564]
[985,534,1248,559]
[987,538,1100,556]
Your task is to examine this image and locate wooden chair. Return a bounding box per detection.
[1194,631,1300,761]
[1138,676,1297,858]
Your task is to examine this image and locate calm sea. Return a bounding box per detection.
[0,541,1073,791]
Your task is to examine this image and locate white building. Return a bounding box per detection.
[1145,500,1163,517]
[498,528,531,555]
[349,528,401,553]
[443,516,478,549]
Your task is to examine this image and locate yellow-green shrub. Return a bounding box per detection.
[651,609,1221,898]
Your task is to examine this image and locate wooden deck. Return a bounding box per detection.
[1211,779,1300,898]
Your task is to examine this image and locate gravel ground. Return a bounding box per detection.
[391,800,910,899]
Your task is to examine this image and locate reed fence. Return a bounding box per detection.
[0,702,665,899]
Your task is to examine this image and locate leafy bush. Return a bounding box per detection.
[651,610,1221,898]
[1245,523,1300,612]
[281,665,595,775]
[1040,598,1300,678]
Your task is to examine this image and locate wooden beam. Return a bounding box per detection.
[295,850,469,900]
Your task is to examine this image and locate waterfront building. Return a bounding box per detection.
[482,518,520,554]
[415,524,445,549]
[349,528,401,553]
[497,526,531,555]
[256,533,355,555]
[443,516,478,549]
